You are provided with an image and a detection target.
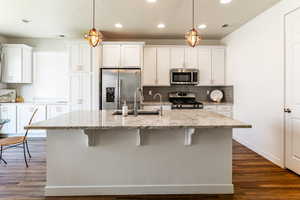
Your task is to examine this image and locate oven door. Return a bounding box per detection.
[171,71,196,85]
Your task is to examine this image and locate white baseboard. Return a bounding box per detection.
[233,135,284,168]
[45,184,234,196]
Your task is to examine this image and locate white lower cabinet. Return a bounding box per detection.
[0,104,17,134]
[203,105,233,118]
[17,105,46,134]
[46,104,69,119]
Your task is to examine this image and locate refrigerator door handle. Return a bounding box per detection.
[118,79,122,108]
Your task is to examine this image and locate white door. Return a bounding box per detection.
[143,47,157,86]
[2,47,22,83]
[121,45,141,67]
[156,47,170,86]
[0,105,17,134]
[198,48,212,85]
[170,47,185,68]
[285,8,300,175]
[102,45,121,67]
[184,47,198,69]
[211,48,225,85]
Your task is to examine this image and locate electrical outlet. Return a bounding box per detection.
[207,90,210,95]
[148,90,152,96]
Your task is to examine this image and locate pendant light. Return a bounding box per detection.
[84,0,103,47]
[185,0,201,47]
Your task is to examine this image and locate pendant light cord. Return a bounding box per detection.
[92,0,95,28]
[192,0,195,28]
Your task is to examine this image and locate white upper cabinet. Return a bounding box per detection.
[102,43,143,68]
[102,45,121,67]
[198,48,212,85]
[69,44,91,73]
[170,47,185,69]
[156,47,170,86]
[184,47,198,69]
[1,44,32,83]
[211,48,225,85]
[121,45,141,67]
[143,47,157,86]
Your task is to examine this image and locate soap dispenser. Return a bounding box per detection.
[122,100,128,117]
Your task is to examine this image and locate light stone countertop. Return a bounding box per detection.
[26,110,251,130]
[142,101,233,106]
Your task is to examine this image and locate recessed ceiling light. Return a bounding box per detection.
[147,0,157,3]
[198,24,207,29]
[115,23,123,28]
[21,19,31,23]
[220,0,232,4]
[157,23,165,29]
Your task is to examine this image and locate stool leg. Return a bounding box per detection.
[25,140,32,158]
[23,142,28,168]
[0,146,7,165]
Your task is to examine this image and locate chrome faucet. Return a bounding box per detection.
[134,88,143,116]
[153,93,163,116]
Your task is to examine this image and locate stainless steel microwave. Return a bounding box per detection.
[170,68,199,85]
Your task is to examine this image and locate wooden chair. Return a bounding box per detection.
[0,108,38,168]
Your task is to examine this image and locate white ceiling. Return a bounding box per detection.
[0,0,281,40]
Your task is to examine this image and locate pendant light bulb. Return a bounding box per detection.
[84,0,103,47]
[185,0,201,47]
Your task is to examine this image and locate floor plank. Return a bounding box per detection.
[0,139,300,200]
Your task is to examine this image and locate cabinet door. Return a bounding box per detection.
[211,48,225,85]
[69,74,92,111]
[170,47,185,68]
[156,47,170,86]
[2,47,22,83]
[102,45,121,67]
[0,105,17,134]
[198,48,212,85]
[22,48,33,83]
[143,48,157,86]
[184,47,198,69]
[47,105,69,119]
[79,44,92,72]
[69,44,91,72]
[121,45,141,67]
[17,105,46,134]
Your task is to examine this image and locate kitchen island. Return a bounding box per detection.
[27,110,251,196]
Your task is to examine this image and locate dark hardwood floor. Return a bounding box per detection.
[0,139,300,200]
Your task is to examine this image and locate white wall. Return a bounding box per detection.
[6,38,69,102]
[222,0,300,167]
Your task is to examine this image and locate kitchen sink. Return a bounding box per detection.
[112,110,160,115]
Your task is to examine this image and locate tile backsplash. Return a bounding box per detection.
[143,85,234,103]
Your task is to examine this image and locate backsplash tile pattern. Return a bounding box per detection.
[143,86,234,103]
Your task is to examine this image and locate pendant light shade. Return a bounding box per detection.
[185,0,201,47]
[84,0,103,47]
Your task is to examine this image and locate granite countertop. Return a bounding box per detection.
[142,101,233,106]
[26,110,251,130]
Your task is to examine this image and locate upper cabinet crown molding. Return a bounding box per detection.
[1,44,33,83]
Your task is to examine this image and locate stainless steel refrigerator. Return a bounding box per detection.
[101,68,141,110]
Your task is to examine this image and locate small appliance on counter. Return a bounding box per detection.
[0,89,16,103]
[209,89,224,103]
[169,91,203,109]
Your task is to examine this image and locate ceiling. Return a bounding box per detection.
[0,0,281,40]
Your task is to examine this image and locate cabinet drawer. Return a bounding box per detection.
[217,105,233,112]
[217,111,233,118]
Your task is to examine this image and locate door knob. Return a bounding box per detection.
[284,108,292,113]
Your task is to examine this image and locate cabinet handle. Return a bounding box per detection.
[284,108,292,113]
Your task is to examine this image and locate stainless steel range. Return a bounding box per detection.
[169,92,203,109]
